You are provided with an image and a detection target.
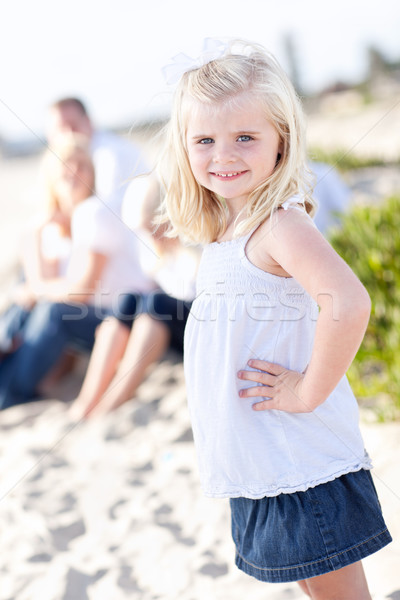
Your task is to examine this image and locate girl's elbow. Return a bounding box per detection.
[344,286,371,329]
[358,285,371,322]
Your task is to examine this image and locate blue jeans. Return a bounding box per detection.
[0,301,109,409]
[0,303,30,353]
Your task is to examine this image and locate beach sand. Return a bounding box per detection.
[0,352,398,600]
[0,107,400,598]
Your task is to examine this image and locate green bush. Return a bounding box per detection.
[329,195,400,420]
[309,147,390,172]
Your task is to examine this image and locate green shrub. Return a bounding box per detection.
[309,147,391,172]
[329,195,400,420]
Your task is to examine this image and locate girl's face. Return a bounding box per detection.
[53,151,94,213]
[186,91,281,211]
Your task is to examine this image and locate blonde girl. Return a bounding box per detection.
[158,40,391,599]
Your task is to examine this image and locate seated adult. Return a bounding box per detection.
[0,137,156,410]
[0,146,76,357]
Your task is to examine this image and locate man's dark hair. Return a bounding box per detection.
[50,97,89,116]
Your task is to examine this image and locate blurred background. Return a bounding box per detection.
[1,0,399,181]
[1,0,399,144]
[1,0,400,414]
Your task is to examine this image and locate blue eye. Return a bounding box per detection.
[199,138,214,144]
[237,135,253,142]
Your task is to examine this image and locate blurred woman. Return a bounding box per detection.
[0,135,90,356]
[0,136,155,409]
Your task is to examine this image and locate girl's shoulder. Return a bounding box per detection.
[259,197,316,240]
[246,200,321,278]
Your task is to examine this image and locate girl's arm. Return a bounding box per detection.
[238,209,371,412]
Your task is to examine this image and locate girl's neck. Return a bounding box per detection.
[217,211,245,243]
[220,200,246,241]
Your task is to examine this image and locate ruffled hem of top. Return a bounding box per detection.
[201,460,373,499]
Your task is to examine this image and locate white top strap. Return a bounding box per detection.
[281,195,305,212]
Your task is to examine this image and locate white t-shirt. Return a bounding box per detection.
[152,250,198,302]
[121,178,198,301]
[69,196,155,309]
[91,131,149,213]
[40,223,72,276]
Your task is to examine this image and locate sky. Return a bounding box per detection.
[1,0,399,142]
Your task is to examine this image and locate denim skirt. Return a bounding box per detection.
[230,468,392,583]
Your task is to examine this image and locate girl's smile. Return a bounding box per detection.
[211,170,249,180]
[186,91,281,210]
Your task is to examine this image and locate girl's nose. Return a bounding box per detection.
[213,142,236,164]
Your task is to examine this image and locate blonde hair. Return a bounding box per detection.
[40,134,95,231]
[158,40,315,244]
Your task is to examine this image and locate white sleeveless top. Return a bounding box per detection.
[184,205,371,499]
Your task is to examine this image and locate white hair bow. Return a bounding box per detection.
[162,38,229,85]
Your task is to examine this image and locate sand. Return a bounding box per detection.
[0,353,398,600]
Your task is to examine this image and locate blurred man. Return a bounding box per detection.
[46,97,149,213]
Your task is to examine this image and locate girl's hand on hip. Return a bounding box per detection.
[238,359,317,413]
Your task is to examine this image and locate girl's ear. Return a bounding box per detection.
[275,140,284,166]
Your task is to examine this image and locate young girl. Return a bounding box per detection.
[158,40,391,598]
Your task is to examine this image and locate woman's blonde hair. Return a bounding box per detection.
[157,40,316,244]
[40,134,95,231]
